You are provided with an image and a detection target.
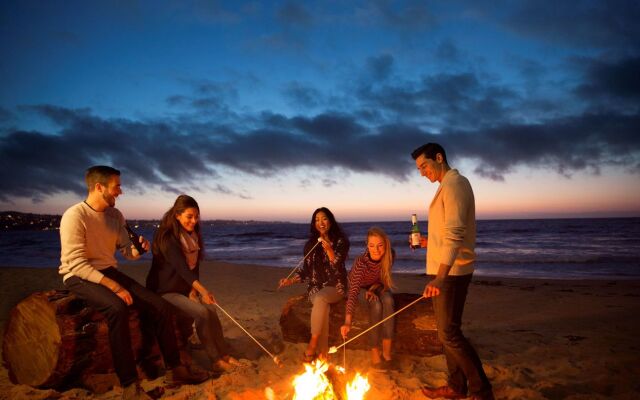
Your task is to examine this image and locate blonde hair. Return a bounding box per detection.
[367,227,394,290]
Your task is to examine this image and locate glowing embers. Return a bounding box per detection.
[292,358,370,400]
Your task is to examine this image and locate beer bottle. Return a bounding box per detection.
[125,224,147,255]
[410,214,421,249]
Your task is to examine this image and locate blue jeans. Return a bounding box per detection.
[357,288,394,348]
[431,273,492,397]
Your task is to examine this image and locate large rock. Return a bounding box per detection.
[279,292,442,356]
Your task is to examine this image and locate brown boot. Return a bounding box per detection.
[166,365,209,385]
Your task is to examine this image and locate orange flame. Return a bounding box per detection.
[291,359,370,400]
[345,372,370,400]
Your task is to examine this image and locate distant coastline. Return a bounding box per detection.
[0,211,289,231]
[2,210,638,232]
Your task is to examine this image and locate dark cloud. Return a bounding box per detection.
[211,184,252,200]
[2,104,638,203]
[0,130,89,201]
[22,105,92,126]
[170,1,243,24]
[357,0,437,31]
[435,39,461,63]
[277,2,312,26]
[165,80,240,122]
[290,113,366,142]
[166,95,188,107]
[357,72,519,130]
[0,107,14,124]
[256,2,313,52]
[0,109,220,201]
[192,80,239,99]
[283,82,322,109]
[505,0,640,50]
[575,56,640,100]
[322,179,337,187]
[365,54,394,81]
[191,97,228,112]
[508,56,547,93]
[448,111,640,179]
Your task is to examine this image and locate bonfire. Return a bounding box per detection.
[290,358,370,400]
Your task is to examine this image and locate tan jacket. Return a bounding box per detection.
[426,169,476,276]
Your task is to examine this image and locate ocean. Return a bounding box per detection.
[1,218,639,280]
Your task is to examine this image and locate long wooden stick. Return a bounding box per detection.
[281,238,322,282]
[329,296,424,354]
[343,337,347,372]
[214,303,281,365]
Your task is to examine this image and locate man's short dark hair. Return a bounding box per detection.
[411,142,448,164]
[85,165,120,191]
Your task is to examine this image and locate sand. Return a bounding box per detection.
[1,261,639,399]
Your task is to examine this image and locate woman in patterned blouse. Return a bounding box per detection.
[340,227,395,369]
[279,207,350,361]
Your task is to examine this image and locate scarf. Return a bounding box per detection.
[179,230,200,270]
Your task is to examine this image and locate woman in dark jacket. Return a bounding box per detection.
[146,195,239,372]
[278,207,349,361]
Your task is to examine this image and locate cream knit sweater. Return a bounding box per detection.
[426,169,476,276]
[59,202,136,283]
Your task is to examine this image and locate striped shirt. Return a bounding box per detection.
[345,252,384,316]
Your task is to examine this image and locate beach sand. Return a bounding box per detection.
[1,261,639,399]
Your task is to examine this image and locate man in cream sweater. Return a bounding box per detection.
[59,166,207,399]
[411,144,494,400]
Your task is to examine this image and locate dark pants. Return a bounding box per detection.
[162,292,231,363]
[64,267,181,387]
[431,273,492,397]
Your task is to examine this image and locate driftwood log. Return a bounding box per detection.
[279,292,442,356]
[2,289,192,391]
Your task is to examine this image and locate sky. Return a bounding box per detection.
[1,0,639,222]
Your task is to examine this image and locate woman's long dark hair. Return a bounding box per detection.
[307,207,348,248]
[152,194,204,261]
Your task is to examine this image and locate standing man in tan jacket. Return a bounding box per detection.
[411,143,494,400]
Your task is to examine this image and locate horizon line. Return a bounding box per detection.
[2,209,638,224]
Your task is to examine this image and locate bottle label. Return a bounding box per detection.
[411,232,420,246]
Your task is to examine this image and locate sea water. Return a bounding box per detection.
[1,218,638,280]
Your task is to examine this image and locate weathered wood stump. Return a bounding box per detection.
[2,289,192,390]
[280,292,442,356]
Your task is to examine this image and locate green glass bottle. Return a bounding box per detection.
[410,214,421,249]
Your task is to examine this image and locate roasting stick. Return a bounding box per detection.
[214,303,282,366]
[328,296,424,354]
[343,337,347,372]
[279,237,323,285]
